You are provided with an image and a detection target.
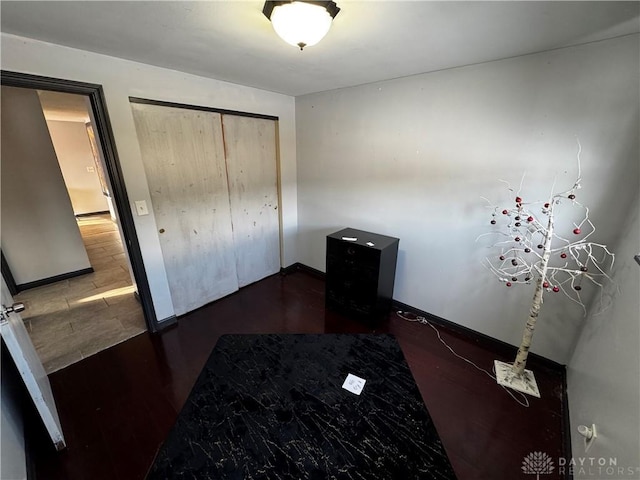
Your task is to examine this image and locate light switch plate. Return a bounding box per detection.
[135,200,149,216]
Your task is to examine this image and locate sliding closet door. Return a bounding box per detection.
[222,115,280,287]
[131,104,239,315]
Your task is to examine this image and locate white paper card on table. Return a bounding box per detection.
[366,242,375,247]
[342,373,366,395]
[342,237,358,242]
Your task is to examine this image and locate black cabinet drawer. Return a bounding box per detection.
[327,239,380,264]
[325,228,399,323]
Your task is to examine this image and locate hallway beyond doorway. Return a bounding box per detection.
[16,214,146,373]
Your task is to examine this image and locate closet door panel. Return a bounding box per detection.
[222,116,280,288]
[131,103,239,315]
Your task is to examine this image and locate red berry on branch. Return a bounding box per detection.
[573,228,581,235]
[502,209,508,215]
[543,281,549,288]
[499,255,505,261]
[544,203,550,208]
[560,253,567,259]
[552,286,560,293]
[527,216,534,222]
[515,197,522,203]
[515,237,521,242]
[506,282,512,287]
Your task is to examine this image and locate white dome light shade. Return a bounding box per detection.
[263,1,340,50]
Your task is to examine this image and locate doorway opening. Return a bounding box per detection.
[1,71,161,374]
[7,90,144,373]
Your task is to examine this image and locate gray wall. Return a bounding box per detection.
[1,86,91,285]
[0,367,26,480]
[1,342,26,480]
[567,188,640,474]
[295,35,639,364]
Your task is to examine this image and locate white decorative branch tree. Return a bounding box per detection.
[480,146,615,397]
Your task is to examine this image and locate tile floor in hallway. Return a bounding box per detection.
[16,214,147,374]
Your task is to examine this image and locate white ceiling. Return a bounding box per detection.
[2,1,639,96]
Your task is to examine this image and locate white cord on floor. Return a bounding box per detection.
[396,311,530,408]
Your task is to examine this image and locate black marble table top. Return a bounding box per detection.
[146,334,457,479]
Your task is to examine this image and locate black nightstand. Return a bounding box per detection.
[325,228,399,322]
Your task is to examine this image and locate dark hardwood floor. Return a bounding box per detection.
[26,270,567,480]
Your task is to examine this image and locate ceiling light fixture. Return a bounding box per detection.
[263,1,340,51]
